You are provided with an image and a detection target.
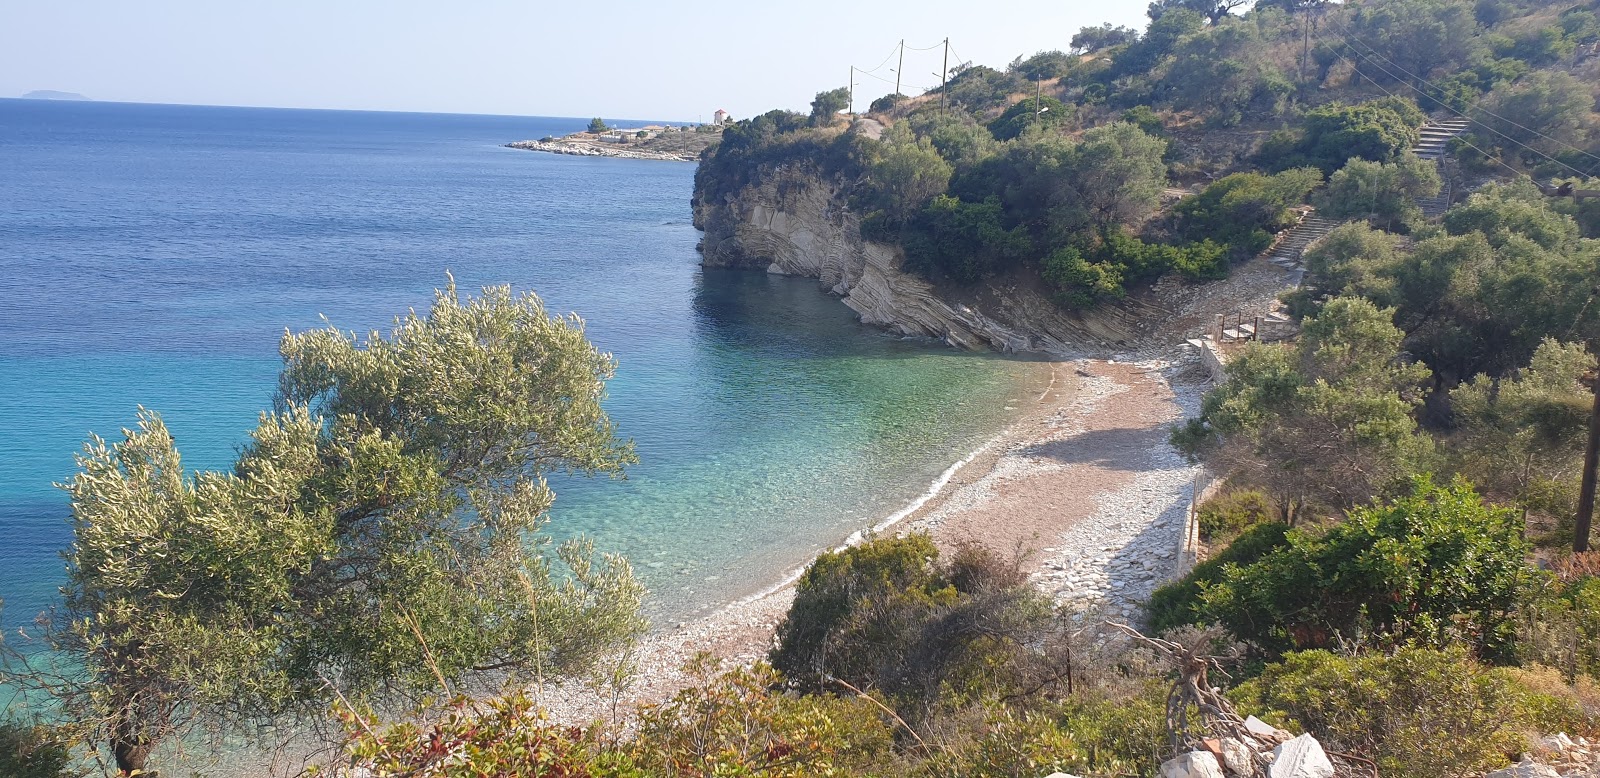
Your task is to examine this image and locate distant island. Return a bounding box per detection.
[21,90,91,101]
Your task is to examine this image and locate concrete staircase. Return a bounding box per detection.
[1412,118,1472,218]
[1264,212,1343,284]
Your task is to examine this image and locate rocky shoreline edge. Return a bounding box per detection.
[504,139,697,162]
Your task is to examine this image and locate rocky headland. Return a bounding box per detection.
[507,124,721,162]
[690,122,1292,358]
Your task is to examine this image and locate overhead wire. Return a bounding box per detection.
[1318,19,1600,178]
[1309,25,1529,181]
[904,40,946,51]
[1322,17,1600,172]
[858,43,902,76]
[855,67,928,93]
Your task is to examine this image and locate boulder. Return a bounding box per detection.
[1485,762,1561,778]
[1268,734,1335,778]
[1217,737,1258,777]
[1162,751,1226,778]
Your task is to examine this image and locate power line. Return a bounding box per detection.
[1319,20,1600,178]
[856,67,928,93]
[1323,17,1600,171]
[859,43,902,76]
[1309,26,1528,181]
[904,40,946,51]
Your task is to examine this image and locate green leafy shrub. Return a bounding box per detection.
[869,92,905,115]
[1232,646,1598,778]
[770,535,1055,720]
[987,96,1069,141]
[1201,478,1531,658]
[901,195,1032,284]
[1147,522,1291,634]
[1261,97,1425,174]
[1518,568,1600,681]
[1174,168,1323,254]
[631,661,895,778]
[1196,489,1274,542]
[0,722,77,778]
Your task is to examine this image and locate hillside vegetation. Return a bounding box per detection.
[696,0,1600,310]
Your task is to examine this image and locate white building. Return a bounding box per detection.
[713,109,730,126]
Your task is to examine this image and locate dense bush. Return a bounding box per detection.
[1147,521,1291,634]
[1202,478,1530,657]
[1174,168,1324,254]
[1302,182,1600,381]
[900,195,1033,283]
[630,661,896,777]
[917,684,1169,777]
[868,92,905,115]
[1196,489,1275,542]
[1232,646,1597,778]
[0,722,76,778]
[1313,153,1442,232]
[337,664,897,778]
[986,96,1069,141]
[694,110,866,203]
[770,534,1056,720]
[1518,559,1600,680]
[1260,98,1426,174]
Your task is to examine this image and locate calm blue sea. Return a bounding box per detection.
[0,99,1041,632]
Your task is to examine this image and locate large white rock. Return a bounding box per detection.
[1267,734,1335,778]
[1485,762,1562,778]
[1162,751,1226,778]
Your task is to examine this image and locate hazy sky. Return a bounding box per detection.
[3,1,1149,121]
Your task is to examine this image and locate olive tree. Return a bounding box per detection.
[1174,296,1435,521]
[1314,153,1442,231]
[7,281,645,775]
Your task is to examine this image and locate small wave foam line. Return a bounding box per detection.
[734,432,1003,607]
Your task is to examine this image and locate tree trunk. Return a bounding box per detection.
[111,714,156,777]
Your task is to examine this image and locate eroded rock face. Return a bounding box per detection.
[693,162,1141,353]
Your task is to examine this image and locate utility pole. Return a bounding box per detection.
[1035,77,1044,122]
[940,38,949,110]
[1576,349,1600,553]
[848,66,854,116]
[896,39,904,97]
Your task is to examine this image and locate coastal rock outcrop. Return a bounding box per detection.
[693,162,1161,353]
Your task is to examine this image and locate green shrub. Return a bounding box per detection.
[1261,97,1425,174]
[1518,572,1600,681]
[631,661,896,778]
[1196,489,1274,543]
[917,682,1168,777]
[1174,168,1323,254]
[1146,522,1291,635]
[0,722,76,778]
[1201,478,1531,658]
[770,534,1055,719]
[901,195,1032,284]
[1232,646,1598,778]
[987,96,1069,141]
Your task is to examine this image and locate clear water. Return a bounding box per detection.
[0,99,1044,632]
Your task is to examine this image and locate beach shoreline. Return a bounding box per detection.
[534,349,1211,724]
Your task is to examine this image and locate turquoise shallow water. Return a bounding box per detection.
[0,98,1043,632]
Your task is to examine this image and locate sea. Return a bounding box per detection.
[0,98,1044,637]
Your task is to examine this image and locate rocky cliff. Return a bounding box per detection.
[692,160,1179,355]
